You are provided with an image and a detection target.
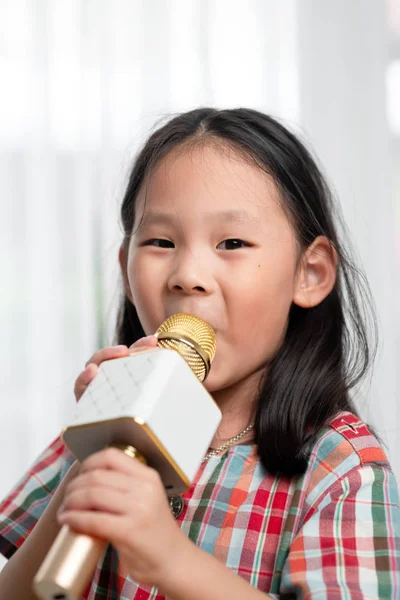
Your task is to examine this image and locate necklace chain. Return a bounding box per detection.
[201,423,255,463]
[169,422,255,519]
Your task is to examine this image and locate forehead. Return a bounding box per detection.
[136,143,284,222]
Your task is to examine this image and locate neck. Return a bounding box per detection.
[210,368,265,448]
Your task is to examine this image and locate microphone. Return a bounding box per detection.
[33,313,222,600]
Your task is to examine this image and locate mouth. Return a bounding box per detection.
[164,310,218,334]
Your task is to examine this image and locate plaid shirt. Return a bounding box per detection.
[1,411,399,599]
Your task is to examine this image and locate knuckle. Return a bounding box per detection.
[96,347,117,365]
[85,355,96,367]
[90,353,102,366]
[143,482,155,499]
[85,367,96,383]
[147,467,161,485]
[81,455,96,472]
[86,347,107,367]
[66,488,80,508]
[103,447,120,462]
[86,345,128,368]
[89,470,103,485]
[129,339,145,351]
[131,337,151,348]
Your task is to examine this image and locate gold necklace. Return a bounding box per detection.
[169,422,255,519]
[201,422,255,463]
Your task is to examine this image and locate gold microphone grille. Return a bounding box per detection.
[155,313,216,382]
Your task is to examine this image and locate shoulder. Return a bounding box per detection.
[302,411,393,506]
[314,410,389,468]
[281,415,400,597]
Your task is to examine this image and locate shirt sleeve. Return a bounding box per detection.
[279,463,400,599]
[0,436,75,559]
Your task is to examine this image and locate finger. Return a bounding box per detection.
[76,339,155,402]
[74,363,98,401]
[81,447,158,481]
[128,335,158,353]
[65,468,132,496]
[57,509,124,544]
[60,486,127,516]
[85,345,129,368]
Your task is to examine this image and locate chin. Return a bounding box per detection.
[202,369,223,394]
[202,368,237,395]
[202,378,220,394]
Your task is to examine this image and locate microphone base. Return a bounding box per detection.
[33,525,105,600]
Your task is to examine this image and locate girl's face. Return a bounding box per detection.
[124,144,301,394]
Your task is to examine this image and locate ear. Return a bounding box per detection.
[293,236,337,308]
[118,245,134,304]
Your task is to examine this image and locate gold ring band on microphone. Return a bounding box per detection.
[156,332,211,379]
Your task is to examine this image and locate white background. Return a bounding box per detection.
[1,0,399,570]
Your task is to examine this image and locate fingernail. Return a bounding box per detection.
[115,345,128,350]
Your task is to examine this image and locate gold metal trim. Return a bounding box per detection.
[109,444,147,464]
[156,332,210,378]
[132,417,191,490]
[61,417,190,491]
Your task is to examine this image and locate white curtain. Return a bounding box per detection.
[1,0,399,523]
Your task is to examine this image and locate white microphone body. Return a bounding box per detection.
[33,345,222,600]
[63,346,222,493]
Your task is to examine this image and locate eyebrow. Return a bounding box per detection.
[139,210,260,227]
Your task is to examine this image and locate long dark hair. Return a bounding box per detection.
[116,107,378,476]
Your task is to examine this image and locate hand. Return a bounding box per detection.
[74,336,158,401]
[56,447,189,587]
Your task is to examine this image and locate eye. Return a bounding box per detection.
[217,239,250,250]
[143,239,175,248]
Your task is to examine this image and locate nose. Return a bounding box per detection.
[167,249,213,295]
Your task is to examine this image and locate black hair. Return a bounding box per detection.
[116,107,378,477]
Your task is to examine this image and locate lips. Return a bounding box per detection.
[165,309,217,332]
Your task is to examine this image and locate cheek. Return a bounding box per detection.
[127,254,164,332]
[218,260,296,364]
[230,261,295,327]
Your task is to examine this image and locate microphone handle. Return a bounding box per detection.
[33,525,105,600]
[33,445,146,600]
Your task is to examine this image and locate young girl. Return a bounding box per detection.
[0,108,399,599]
